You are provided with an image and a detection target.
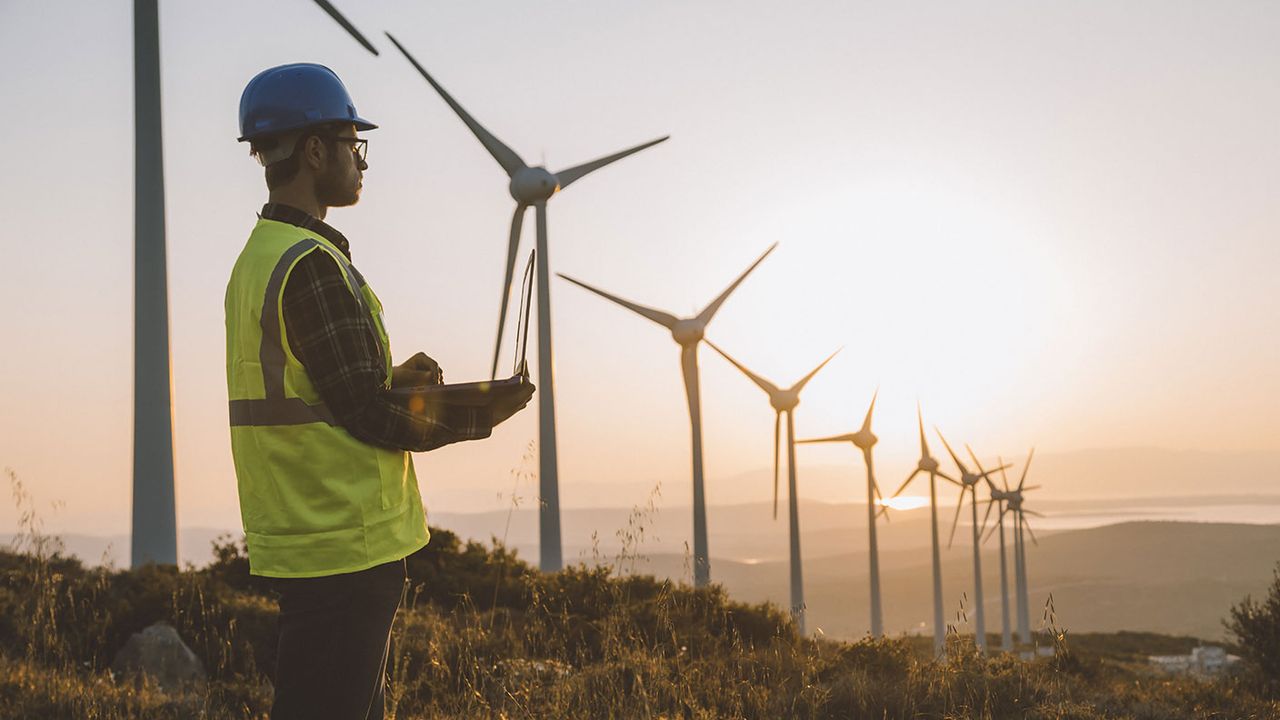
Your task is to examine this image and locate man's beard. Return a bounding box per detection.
[316,165,359,208]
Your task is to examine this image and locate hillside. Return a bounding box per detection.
[1,530,1277,718]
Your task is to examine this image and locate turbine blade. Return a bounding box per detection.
[554,136,670,190]
[979,497,996,535]
[916,401,930,459]
[1022,515,1039,546]
[1018,447,1036,492]
[1024,509,1045,518]
[934,428,967,474]
[796,433,857,444]
[791,348,841,394]
[998,456,1011,492]
[982,509,1006,545]
[937,470,961,486]
[705,340,780,396]
[384,32,527,176]
[491,204,526,379]
[891,468,922,498]
[859,388,878,435]
[947,488,967,549]
[556,273,679,329]
[695,243,778,325]
[1021,485,1042,492]
[312,0,379,55]
[872,478,888,523]
[773,412,781,520]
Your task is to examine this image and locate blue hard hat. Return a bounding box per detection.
[238,63,377,142]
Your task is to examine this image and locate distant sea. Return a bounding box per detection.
[1033,500,1280,530]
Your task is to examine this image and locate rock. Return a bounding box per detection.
[110,622,207,693]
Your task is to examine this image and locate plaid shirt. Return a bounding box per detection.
[264,203,492,452]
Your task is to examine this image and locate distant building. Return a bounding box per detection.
[1148,646,1240,677]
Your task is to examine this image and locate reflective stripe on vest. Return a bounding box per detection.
[230,238,370,427]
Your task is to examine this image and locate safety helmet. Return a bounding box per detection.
[237,63,377,143]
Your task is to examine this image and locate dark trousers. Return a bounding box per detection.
[268,558,408,720]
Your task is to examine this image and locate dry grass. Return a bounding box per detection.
[3,468,1278,719]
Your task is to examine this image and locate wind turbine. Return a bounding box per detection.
[707,342,840,635]
[798,390,889,638]
[977,448,1039,645]
[889,404,960,656]
[977,454,1016,652]
[385,33,668,573]
[556,244,776,587]
[129,0,377,568]
[936,430,1008,653]
[983,450,1041,645]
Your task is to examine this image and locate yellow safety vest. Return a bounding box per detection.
[225,218,428,577]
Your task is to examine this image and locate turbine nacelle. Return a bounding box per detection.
[671,318,706,347]
[509,167,560,202]
[769,390,801,412]
[917,455,940,473]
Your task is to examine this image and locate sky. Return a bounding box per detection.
[0,1,1277,539]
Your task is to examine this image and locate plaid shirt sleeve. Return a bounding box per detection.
[280,248,492,452]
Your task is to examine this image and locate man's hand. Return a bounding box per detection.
[489,380,535,427]
[392,352,443,388]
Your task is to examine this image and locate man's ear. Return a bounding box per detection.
[302,135,328,173]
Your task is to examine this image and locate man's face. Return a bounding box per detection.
[314,124,367,208]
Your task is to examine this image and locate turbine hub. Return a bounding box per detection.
[509,166,560,202]
[961,471,982,486]
[672,319,704,346]
[1008,496,1023,510]
[919,456,939,473]
[852,430,877,450]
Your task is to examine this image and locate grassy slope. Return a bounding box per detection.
[0,530,1277,719]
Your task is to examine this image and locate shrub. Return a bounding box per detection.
[1226,561,1280,694]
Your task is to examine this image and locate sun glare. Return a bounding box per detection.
[878,495,930,511]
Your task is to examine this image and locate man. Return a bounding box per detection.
[226,63,534,719]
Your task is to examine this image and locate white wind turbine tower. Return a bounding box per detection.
[797,391,889,638]
[936,430,1008,653]
[557,244,777,587]
[707,342,840,635]
[889,404,960,656]
[385,34,668,573]
[129,0,377,568]
[983,450,1041,645]
[975,453,1020,652]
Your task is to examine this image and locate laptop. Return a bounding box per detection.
[390,250,535,409]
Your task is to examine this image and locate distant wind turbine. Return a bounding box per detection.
[708,342,840,634]
[557,243,777,587]
[982,449,1041,645]
[130,0,377,568]
[889,404,960,656]
[798,390,889,638]
[385,33,668,573]
[977,448,1039,645]
[976,453,1023,652]
[936,430,1009,653]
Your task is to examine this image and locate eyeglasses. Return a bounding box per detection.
[321,135,368,163]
